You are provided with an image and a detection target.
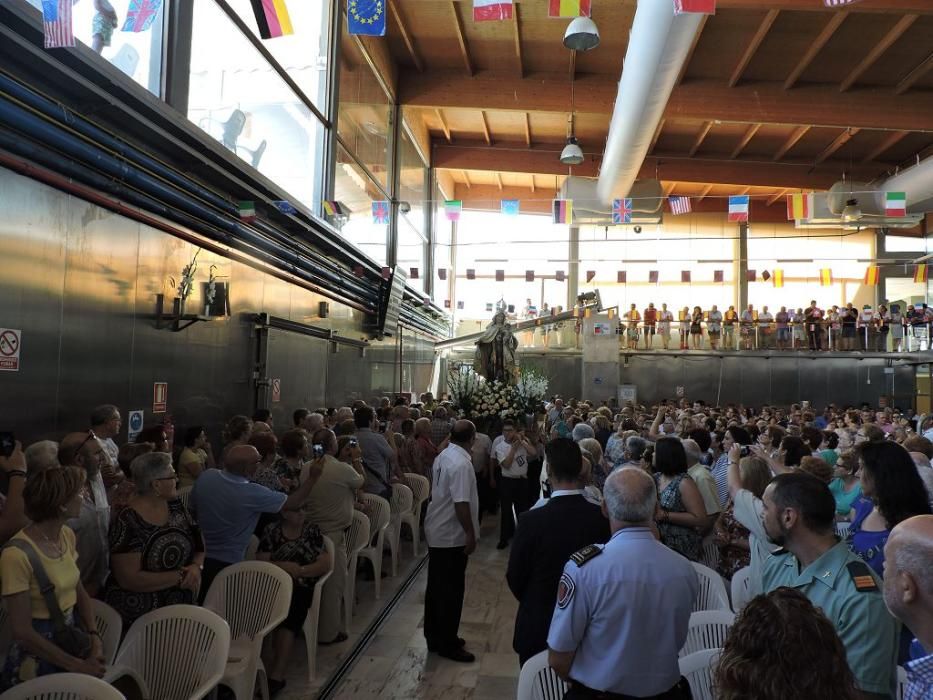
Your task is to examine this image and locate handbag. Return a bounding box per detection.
[3,538,92,659]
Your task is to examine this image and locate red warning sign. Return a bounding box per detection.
[0,329,22,372]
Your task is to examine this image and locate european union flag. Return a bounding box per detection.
[348,0,386,36]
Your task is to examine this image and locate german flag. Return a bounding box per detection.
[915,264,928,284]
[820,268,833,286]
[249,0,293,39]
[863,267,880,286]
[773,269,784,288]
[552,199,573,224]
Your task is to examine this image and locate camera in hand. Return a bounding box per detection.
[739,445,751,457]
[312,444,324,458]
[0,432,15,459]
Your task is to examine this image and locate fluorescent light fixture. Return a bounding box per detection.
[776,259,814,263]
[698,259,734,264]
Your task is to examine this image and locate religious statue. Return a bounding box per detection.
[474,310,519,383]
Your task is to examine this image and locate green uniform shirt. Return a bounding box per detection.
[762,541,899,697]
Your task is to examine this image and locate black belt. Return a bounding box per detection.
[567,678,692,700]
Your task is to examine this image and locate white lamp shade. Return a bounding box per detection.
[563,17,600,51]
[560,141,585,165]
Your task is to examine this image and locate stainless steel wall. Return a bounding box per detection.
[0,167,435,444]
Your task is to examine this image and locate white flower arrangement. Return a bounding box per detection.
[449,366,548,424]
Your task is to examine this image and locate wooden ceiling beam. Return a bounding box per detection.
[388,0,423,72]
[814,128,860,164]
[663,181,677,196]
[729,10,780,88]
[480,111,492,145]
[513,4,524,79]
[861,130,908,163]
[767,188,789,206]
[773,126,811,161]
[523,113,532,147]
[895,52,933,95]
[529,174,535,192]
[398,0,933,12]
[399,73,933,132]
[676,15,708,85]
[449,1,474,76]
[462,170,471,188]
[697,184,714,201]
[730,123,761,159]
[435,108,451,142]
[689,121,714,157]
[495,172,504,190]
[648,120,665,155]
[783,11,848,90]
[839,14,919,92]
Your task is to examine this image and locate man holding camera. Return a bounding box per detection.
[493,420,538,550]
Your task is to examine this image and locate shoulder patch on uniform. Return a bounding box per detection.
[846,561,879,592]
[557,572,575,609]
[570,544,603,567]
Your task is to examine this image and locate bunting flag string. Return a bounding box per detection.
[249,0,293,39]
[713,270,724,283]
[42,0,75,48]
[728,195,750,222]
[445,200,463,222]
[123,0,163,33]
[674,0,716,14]
[914,264,928,284]
[612,198,633,224]
[669,196,692,215]
[773,269,784,288]
[786,193,813,220]
[681,271,691,283]
[372,201,389,224]
[473,0,513,21]
[501,199,520,216]
[548,0,591,17]
[617,271,627,284]
[552,199,573,224]
[348,0,386,36]
[820,268,833,286]
[863,267,879,286]
[885,192,907,217]
[237,201,256,222]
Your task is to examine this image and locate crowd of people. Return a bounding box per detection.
[3,392,933,698]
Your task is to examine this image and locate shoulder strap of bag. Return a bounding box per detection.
[3,538,70,631]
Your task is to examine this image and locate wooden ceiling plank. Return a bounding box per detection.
[389,0,423,73]
[689,121,714,157]
[495,172,504,190]
[400,1,933,12]
[449,1,474,76]
[530,174,536,192]
[435,108,452,142]
[513,4,524,79]
[861,130,908,163]
[729,9,780,88]
[663,181,677,196]
[730,123,761,159]
[895,52,933,95]
[783,11,848,90]
[767,188,789,206]
[738,186,752,195]
[462,170,471,188]
[480,111,492,145]
[648,119,665,155]
[676,15,708,85]
[839,14,919,92]
[813,128,860,165]
[774,125,811,161]
[523,113,532,147]
[697,184,714,201]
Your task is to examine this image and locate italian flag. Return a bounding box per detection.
[885,191,907,217]
[473,0,513,21]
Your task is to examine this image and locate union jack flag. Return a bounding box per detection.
[42,0,75,48]
[612,198,633,224]
[123,0,163,32]
[372,200,389,224]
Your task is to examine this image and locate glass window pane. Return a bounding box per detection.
[188,0,325,211]
[884,234,927,253]
[398,219,425,294]
[338,28,391,191]
[224,0,330,112]
[398,126,427,239]
[334,144,387,264]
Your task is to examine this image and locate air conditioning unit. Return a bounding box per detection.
[559,177,663,226]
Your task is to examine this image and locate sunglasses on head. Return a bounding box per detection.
[77,430,97,452]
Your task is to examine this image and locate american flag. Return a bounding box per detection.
[42,0,75,49]
[669,196,692,215]
[612,198,633,224]
[823,0,864,6]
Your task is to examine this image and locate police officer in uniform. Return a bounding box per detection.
[547,468,697,700]
[755,471,899,699]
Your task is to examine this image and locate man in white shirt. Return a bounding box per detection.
[682,439,720,535]
[758,305,774,350]
[494,420,538,550]
[424,420,480,663]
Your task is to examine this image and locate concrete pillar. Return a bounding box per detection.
[737,222,748,310]
[568,225,580,310]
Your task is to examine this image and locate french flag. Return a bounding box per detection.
[474,0,513,21]
[728,195,749,222]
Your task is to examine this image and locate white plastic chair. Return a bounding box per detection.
[836,520,851,539]
[344,510,371,631]
[692,562,731,612]
[245,534,260,561]
[897,665,907,700]
[678,648,721,700]
[357,494,391,599]
[302,536,335,683]
[107,604,231,700]
[92,599,123,666]
[402,474,430,556]
[699,536,720,571]
[177,485,194,512]
[388,483,414,576]
[1,672,127,699]
[203,561,293,700]
[730,566,753,613]
[680,610,735,657]
[517,650,569,700]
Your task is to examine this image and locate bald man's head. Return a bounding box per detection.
[449,420,476,446]
[603,467,657,525]
[225,445,262,476]
[883,515,933,631]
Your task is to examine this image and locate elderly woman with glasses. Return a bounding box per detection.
[102,452,204,628]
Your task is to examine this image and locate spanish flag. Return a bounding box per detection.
[820,268,833,286]
[863,266,880,286]
[548,0,592,17]
[249,0,293,39]
[914,264,928,284]
[786,193,813,220]
[552,199,573,224]
[773,269,784,288]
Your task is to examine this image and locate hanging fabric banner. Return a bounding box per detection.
[348,0,386,36]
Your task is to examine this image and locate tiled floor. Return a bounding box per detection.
[276,516,518,699]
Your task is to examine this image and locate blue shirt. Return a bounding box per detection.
[547,527,698,696]
[191,469,287,564]
[709,453,730,508]
[848,498,888,578]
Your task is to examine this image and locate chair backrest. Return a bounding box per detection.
[516,650,569,700]
[836,521,850,539]
[897,665,907,700]
[730,566,753,613]
[678,648,721,700]
[114,604,230,700]
[346,510,371,562]
[390,482,414,515]
[680,610,735,657]
[321,536,336,581]
[92,599,123,666]
[203,561,293,644]
[403,473,430,511]
[359,494,391,541]
[691,562,731,612]
[245,534,260,561]
[0,672,127,700]
[699,537,720,571]
[177,485,194,512]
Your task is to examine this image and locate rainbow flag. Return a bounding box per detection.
[552,199,573,224]
[863,267,880,285]
[773,269,784,288]
[786,193,813,220]
[914,264,928,284]
[885,191,907,217]
[548,0,591,17]
[820,268,833,286]
[249,0,293,39]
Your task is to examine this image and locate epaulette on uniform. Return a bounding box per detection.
[570,544,603,567]
[846,561,879,593]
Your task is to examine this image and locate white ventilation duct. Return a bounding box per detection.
[596,0,704,205]
[826,155,933,216]
[561,176,662,225]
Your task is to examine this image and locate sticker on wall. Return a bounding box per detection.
[127,410,145,442]
[675,385,685,398]
[271,378,282,403]
[153,382,168,413]
[0,328,22,372]
[593,323,611,335]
